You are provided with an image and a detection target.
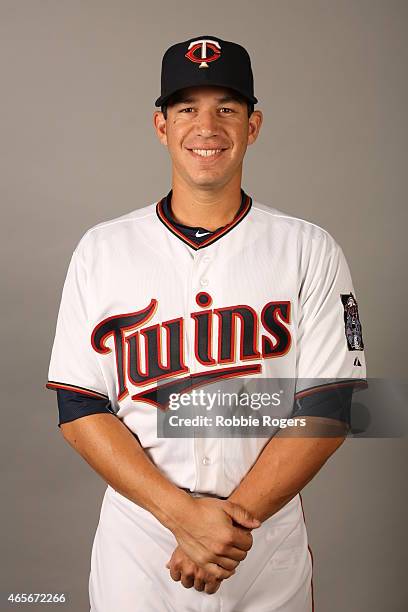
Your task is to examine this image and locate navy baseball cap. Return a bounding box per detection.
[155,35,258,107]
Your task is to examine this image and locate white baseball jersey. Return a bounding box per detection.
[46,191,366,611]
[46,191,366,495]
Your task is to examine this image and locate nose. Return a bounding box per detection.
[196,109,219,137]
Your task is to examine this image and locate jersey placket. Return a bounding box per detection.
[188,247,223,494]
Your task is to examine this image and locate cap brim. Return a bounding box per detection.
[155,82,258,107]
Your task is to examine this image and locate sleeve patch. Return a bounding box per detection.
[341,293,364,351]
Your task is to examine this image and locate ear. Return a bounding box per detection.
[153,111,168,146]
[247,110,263,146]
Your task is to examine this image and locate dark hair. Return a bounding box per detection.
[161,89,254,120]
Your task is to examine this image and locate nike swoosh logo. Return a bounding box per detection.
[195,230,211,238]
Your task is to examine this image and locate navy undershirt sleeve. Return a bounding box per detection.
[293,386,353,426]
[55,384,354,429]
[56,389,115,427]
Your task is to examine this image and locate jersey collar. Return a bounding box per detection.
[156,189,252,250]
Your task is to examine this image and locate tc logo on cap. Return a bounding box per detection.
[185,39,221,69]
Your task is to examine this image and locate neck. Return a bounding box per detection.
[170,175,243,231]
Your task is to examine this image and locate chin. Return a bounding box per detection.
[188,170,227,186]
[189,177,225,189]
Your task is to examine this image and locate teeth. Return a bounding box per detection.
[191,149,223,157]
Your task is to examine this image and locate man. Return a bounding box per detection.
[46,35,367,611]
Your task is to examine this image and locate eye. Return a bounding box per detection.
[219,107,234,113]
[179,107,195,113]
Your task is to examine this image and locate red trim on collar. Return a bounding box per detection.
[156,194,252,250]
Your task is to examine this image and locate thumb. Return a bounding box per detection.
[223,502,261,528]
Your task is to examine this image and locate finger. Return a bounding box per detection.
[216,545,248,562]
[184,544,238,576]
[213,527,253,554]
[229,526,254,551]
[169,566,182,582]
[204,579,222,595]
[223,502,261,529]
[180,573,195,589]
[204,562,235,581]
[194,568,210,591]
[211,555,239,571]
[193,576,206,591]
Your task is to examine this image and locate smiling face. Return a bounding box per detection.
[153,86,263,191]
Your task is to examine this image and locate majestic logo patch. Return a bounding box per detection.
[185,39,221,68]
[341,293,364,351]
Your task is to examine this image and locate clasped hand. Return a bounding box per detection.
[166,497,260,594]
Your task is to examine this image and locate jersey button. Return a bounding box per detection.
[200,278,209,287]
[202,456,212,465]
[202,256,211,264]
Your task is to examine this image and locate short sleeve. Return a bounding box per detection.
[46,246,109,401]
[295,235,367,400]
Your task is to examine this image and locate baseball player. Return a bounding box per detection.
[46,35,367,611]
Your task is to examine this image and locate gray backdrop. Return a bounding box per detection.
[1,1,407,610]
